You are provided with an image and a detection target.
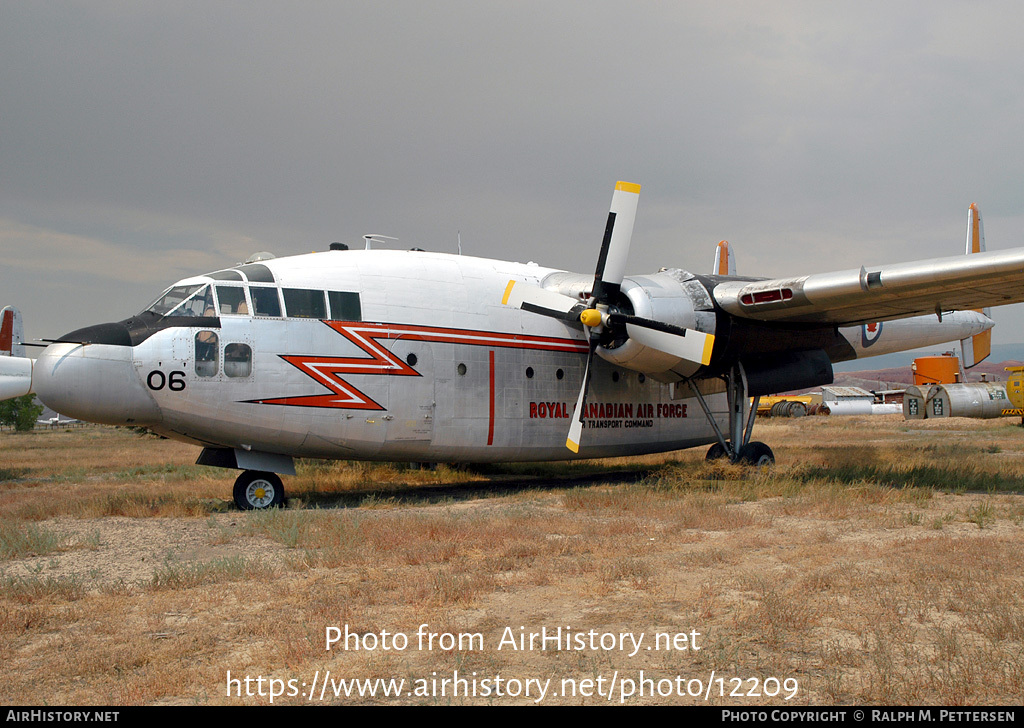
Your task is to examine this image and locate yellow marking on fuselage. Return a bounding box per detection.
[501,280,516,305]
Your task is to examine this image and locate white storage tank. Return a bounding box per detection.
[820,386,875,416]
[930,383,1010,419]
[903,384,942,419]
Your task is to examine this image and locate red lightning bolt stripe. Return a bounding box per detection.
[254,321,589,410]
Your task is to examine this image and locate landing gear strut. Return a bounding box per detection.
[233,470,285,510]
[689,363,774,466]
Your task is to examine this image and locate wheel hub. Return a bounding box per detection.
[247,482,274,507]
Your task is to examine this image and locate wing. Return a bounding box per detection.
[712,247,1024,326]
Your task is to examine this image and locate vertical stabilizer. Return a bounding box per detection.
[0,306,32,399]
[712,240,737,276]
[0,306,25,358]
[961,204,991,368]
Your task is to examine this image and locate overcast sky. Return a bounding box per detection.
[3,1,1024,346]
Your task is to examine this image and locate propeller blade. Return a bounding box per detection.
[592,181,640,303]
[624,322,715,366]
[565,342,595,453]
[502,280,584,324]
[607,313,715,365]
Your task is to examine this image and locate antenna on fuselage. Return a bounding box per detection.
[458,231,462,256]
[363,234,399,250]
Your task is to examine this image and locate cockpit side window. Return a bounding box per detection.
[250,287,282,317]
[216,286,249,315]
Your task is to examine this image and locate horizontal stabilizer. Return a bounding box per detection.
[961,329,991,369]
[0,355,33,400]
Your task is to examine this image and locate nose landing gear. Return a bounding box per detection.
[233,470,285,510]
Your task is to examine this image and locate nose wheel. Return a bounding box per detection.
[233,470,285,510]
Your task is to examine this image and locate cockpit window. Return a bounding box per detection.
[144,285,215,317]
[216,286,249,315]
[238,263,275,283]
[207,270,245,281]
[174,285,216,317]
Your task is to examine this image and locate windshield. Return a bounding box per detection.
[143,285,215,317]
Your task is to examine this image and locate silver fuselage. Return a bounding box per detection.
[32,249,990,463]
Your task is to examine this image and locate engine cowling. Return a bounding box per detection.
[539,268,717,381]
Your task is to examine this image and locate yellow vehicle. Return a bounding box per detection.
[1003,366,1024,417]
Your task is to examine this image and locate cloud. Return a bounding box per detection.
[0,217,258,284]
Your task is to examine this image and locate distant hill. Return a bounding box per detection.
[832,360,1023,393]
[832,343,1024,373]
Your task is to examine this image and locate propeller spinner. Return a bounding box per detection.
[504,181,715,453]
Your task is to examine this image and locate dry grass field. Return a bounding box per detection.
[1,416,1023,705]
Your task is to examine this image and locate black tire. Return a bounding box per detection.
[233,470,285,510]
[738,441,775,466]
[705,442,729,461]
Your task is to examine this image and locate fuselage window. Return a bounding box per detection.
[250,287,282,317]
[216,286,249,315]
[224,343,252,378]
[283,288,327,319]
[328,291,362,321]
[195,331,219,377]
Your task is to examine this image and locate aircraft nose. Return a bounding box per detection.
[34,340,162,426]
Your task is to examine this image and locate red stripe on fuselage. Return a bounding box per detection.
[255,321,587,410]
[487,350,495,445]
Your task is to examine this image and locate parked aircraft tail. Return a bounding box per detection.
[961,204,991,368]
[1,306,25,357]
[0,306,33,400]
[712,241,737,276]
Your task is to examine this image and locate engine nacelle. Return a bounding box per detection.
[541,269,717,381]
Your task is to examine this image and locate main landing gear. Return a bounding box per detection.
[233,470,285,510]
[687,363,775,466]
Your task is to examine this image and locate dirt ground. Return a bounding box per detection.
[1,419,1023,705]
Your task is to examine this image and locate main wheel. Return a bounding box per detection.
[705,442,729,461]
[233,470,285,510]
[737,441,775,466]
